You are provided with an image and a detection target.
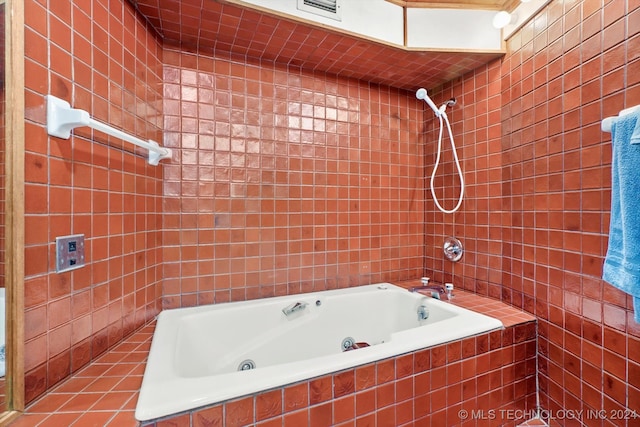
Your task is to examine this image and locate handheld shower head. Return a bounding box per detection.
[415,88,428,100]
[416,88,440,117]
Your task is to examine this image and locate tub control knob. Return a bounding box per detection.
[445,283,454,300]
[443,237,463,262]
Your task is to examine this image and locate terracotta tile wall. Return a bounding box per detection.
[161,49,425,308]
[140,322,537,427]
[424,59,504,295]
[427,0,640,424]
[23,0,163,403]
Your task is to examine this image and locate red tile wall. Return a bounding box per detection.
[424,58,504,296]
[23,0,164,403]
[427,1,640,425]
[160,50,425,308]
[140,322,537,427]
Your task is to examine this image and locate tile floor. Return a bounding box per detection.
[9,325,153,427]
[10,284,540,427]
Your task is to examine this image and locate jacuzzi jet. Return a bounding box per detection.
[341,337,355,351]
[341,337,370,351]
[238,359,256,371]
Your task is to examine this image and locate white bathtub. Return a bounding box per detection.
[135,283,503,421]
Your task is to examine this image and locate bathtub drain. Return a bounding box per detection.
[238,359,256,371]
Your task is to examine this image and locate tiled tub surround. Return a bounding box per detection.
[9,287,536,427]
[141,322,537,427]
[135,283,503,421]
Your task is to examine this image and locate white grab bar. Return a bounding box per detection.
[46,95,172,166]
[602,105,640,133]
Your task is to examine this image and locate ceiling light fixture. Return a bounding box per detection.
[492,11,517,29]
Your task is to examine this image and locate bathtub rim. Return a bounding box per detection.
[135,283,503,422]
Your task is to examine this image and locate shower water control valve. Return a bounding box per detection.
[443,237,463,262]
[55,234,85,273]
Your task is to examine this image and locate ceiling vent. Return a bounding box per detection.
[297,0,341,21]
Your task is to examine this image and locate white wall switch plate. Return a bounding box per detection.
[55,234,85,273]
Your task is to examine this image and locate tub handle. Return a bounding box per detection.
[282,301,308,316]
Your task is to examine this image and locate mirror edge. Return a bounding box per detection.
[3,0,24,420]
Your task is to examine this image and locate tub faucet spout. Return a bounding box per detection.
[282,301,308,316]
[410,285,446,300]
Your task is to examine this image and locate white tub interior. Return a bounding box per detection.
[136,283,503,421]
